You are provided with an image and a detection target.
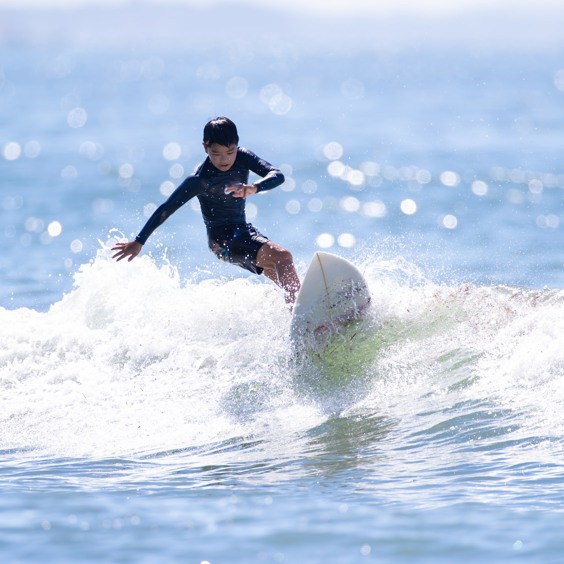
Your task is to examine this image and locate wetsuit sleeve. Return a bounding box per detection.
[240,148,285,193]
[135,176,204,245]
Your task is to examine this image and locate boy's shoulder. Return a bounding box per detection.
[237,146,255,158]
[236,147,264,166]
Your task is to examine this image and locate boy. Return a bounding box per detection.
[112,116,301,303]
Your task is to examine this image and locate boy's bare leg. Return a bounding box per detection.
[256,242,301,304]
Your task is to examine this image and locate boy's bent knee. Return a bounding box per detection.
[273,247,293,265]
[258,242,293,266]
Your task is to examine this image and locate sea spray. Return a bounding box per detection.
[1,246,563,470]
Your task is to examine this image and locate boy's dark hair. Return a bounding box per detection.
[203,116,239,147]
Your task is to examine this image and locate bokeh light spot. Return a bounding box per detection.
[400,199,417,215]
[536,214,559,229]
[67,107,88,128]
[25,217,44,232]
[144,203,157,217]
[528,179,543,194]
[226,76,248,99]
[316,233,335,248]
[441,214,458,229]
[70,239,83,253]
[163,142,182,161]
[327,160,345,177]
[40,232,53,245]
[259,83,292,115]
[362,200,387,218]
[80,141,104,160]
[360,161,380,176]
[61,165,78,179]
[307,198,323,212]
[281,177,296,192]
[169,163,184,179]
[340,196,360,213]
[119,163,134,179]
[554,69,564,92]
[285,200,301,214]
[160,180,176,197]
[440,170,460,187]
[47,221,62,237]
[471,180,488,196]
[24,140,41,159]
[302,180,317,194]
[346,169,365,187]
[337,233,356,248]
[323,142,344,161]
[3,141,21,160]
[416,169,432,184]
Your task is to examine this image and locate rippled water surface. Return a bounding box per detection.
[2,3,564,562]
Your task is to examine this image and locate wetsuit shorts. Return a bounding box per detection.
[207,223,269,275]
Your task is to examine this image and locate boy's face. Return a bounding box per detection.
[204,142,237,172]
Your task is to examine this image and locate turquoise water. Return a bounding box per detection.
[2,4,564,562]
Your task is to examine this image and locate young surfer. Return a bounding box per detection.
[112,116,301,303]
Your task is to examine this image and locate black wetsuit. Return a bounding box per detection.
[135,147,284,274]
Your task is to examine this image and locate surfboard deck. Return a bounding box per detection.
[290,252,371,348]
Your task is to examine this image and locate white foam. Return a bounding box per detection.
[1,246,563,459]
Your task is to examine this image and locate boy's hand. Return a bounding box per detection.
[225,183,257,199]
[112,240,143,262]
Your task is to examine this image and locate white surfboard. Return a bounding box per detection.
[290,252,371,347]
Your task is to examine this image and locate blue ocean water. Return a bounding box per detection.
[1,3,564,562]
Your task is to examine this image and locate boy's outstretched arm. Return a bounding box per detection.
[112,240,143,262]
[111,176,202,263]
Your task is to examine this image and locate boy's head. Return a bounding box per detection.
[203,116,239,148]
[203,117,239,171]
